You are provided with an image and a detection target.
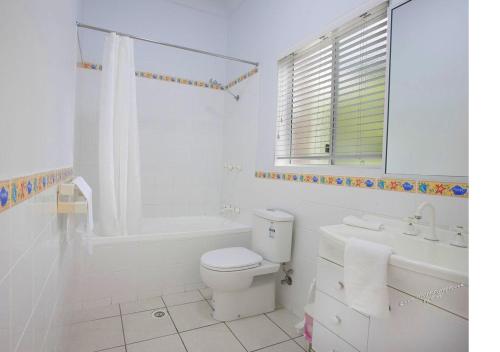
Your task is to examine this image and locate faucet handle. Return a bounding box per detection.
[403,216,418,236]
[450,225,467,248]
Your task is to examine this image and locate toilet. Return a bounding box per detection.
[200,209,294,321]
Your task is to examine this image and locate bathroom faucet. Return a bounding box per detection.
[414,202,438,241]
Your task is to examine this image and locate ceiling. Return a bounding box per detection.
[167,0,244,17]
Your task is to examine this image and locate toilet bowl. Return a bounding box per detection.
[200,247,280,321]
[200,209,294,321]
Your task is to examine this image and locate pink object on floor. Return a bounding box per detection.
[304,313,313,343]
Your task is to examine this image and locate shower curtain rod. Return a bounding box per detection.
[76,22,259,67]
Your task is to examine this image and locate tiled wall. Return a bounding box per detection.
[75,67,227,221]
[0,182,78,352]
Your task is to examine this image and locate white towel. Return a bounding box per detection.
[343,215,383,231]
[344,238,392,317]
[72,177,94,232]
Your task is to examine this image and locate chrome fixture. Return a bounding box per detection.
[225,88,240,101]
[281,265,293,285]
[151,310,166,318]
[450,225,467,248]
[209,79,240,101]
[414,202,438,241]
[403,216,418,236]
[76,22,259,66]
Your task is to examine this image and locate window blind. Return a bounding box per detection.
[275,3,388,166]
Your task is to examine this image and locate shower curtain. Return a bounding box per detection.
[98,33,142,235]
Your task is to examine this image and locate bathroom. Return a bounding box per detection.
[1,0,489,351]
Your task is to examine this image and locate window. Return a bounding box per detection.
[275,3,388,167]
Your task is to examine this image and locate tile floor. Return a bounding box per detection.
[69,289,309,352]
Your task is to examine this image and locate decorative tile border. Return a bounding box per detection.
[254,171,468,198]
[78,62,258,91]
[225,67,259,89]
[0,167,73,214]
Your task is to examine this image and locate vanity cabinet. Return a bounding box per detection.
[312,245,468,352]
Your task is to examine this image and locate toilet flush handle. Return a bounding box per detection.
[268,226,275,238]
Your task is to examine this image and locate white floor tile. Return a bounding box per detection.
[257,340,305,352]
[70,316,124,352]
[163,290,204,307]
[266,309,302,338]
[100,348,126,352]
[168,301,218,332]
[72,304,121,324]
[120,297,165,315]
[294,336,308,351]
[226,315,289,351]
[199,287,213,300]
[180,323,246,352]
[122,309,176,344]
[126,335,186,352]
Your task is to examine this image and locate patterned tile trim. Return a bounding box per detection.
[225,67,259,89]
[254,171,468,198]
[0,167,73,214]
[78,62,258,91]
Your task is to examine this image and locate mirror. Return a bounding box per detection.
[385,0,468,177]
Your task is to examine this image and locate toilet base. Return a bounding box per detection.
[211,274,276,321]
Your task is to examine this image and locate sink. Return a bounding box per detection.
[319,215,468,285]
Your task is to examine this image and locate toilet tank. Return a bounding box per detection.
[252,209,294,263]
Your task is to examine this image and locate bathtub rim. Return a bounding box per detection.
[85,218,252,245]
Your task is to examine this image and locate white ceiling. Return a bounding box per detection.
[167,0,244,17]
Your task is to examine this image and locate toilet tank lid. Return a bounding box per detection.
[254,209,294,222]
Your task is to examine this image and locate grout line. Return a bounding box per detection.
[163,298,206,309]
[291,337,308,352]
[95,346,126,352]
[0,209,54,286]
[123,332,179,347]
[250,338,294,352]
[118,303,128,351]
[223,322,249,352]
[71,312,122,325]
[264,311,301,340]
[162,296,189,352]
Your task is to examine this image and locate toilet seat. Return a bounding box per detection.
[201,247,263,272]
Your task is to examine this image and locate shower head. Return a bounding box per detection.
[209,78,240,101]
[225,88,240,101]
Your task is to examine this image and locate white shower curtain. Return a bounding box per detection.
[98,33,142,235]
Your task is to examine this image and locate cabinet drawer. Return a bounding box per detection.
[315,290,369,352]
[316,257,346,304]
[313,321,359,352]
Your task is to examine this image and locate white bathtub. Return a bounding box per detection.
[89,216,251,243]
[74,216,252,306]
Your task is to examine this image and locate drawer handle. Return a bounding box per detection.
[331,315,342,325]
[336,281,344,290]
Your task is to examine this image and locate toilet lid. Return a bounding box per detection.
[201,247,263,271]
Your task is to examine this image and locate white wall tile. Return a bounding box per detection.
[0,211,12,282]
[10,247,33,349]
[0,276,12,352]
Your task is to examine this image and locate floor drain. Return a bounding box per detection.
[152,310,166,318]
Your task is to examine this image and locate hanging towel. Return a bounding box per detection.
[344,238,392,317]
[71,176,94,232]
[343,215,383,231]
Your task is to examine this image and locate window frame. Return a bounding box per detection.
[273,2,389,169]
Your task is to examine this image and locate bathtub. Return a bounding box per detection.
[73,216,252,306]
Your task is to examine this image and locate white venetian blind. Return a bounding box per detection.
[275,3,388,166]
